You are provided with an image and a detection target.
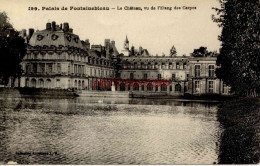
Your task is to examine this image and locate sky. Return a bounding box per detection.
[0,0,222,56]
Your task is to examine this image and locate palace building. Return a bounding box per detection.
[19,21,118,90]
[14,21,230,96]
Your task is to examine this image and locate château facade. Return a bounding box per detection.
[19,22,117,90]
[14,21,230,96]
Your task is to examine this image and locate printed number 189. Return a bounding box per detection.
[28,7,38,11]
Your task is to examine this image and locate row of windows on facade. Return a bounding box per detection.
[194,80,229,94]
[194,65,215,77]
[112,82,184,92]
[25,78,86,89]
[25,54,113,66]
[89,68,114,78]
[25,63,85,75]
[123,62,187,70]
[25,63,115,78]
[194,80,214,93]
[126,73,189,80]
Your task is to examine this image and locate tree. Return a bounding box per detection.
[191,46,216,57]
[213,0,260,97]
[0,11,26,86]
[0,11,13,35]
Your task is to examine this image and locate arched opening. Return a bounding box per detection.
[31,79,36,88]
[74,80,77,89]
[155,62,158,69]
[120,82,125,91]
[170,85,173,92]
[46,79,51,89]
[38,79,44,88]
[78,80,81,90]
[175,84,181,92]
[147,83,153,91]
[82,81,85,89]
[184,86,187,92]
[25,78,29,87]
[133,83,139,91]
[161,83,167,92]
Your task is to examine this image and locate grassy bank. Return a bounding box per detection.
[0,87,78,98]
[217,97,260,164]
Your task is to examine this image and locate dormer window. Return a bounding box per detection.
[66,35,71,41]
[37,35,44,41]
[74,37,79,43]
[51,34,58,40]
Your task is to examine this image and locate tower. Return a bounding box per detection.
[124,35,129,50]
[121,35,130,56]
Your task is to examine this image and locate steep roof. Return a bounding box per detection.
[29,29,83,49]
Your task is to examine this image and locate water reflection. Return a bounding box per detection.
[0,96,222,164]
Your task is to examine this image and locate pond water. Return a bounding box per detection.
[0,95,241,164]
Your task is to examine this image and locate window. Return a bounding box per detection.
[143,73,147,80]
[162,63,165,69]
[134,62,138,68]
[170,85,172,91]
[46,79,51,88]
[38,79,44,88]
[141,63,144,69]
[47,64,52,74]
[175,84,181,92]
[195,65,200,77]
[133,83,139,91]
[158,74,161,80]
[161,83,167,92]
[147,83,153,91]
[176,62,180,69]
[33,63,37,73]
[57,63,61,73]
[209,65,215,77]
[209,81,214,93]
[183,63,187,69]
[74,65,77,74]
[130,73,134,79]
[26,64,31,73]
[172,74,176,80]
[39,64,45,73]
[25,78,29,87]
[56,79,60,88]
[195,81,200,93]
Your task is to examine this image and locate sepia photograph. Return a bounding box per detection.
[0,0,259,164]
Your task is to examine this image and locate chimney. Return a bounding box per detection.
[85,39,90,49]
[63,22,69,32]
[51,21,56,31]
[46,23,51,30]
[56,25,59,30]
[139,46,143,54]
[60,23,62,30]
[29,28,34,40]
[22,29,27,37]
[69,28,73,33]
[111,40,115,46]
